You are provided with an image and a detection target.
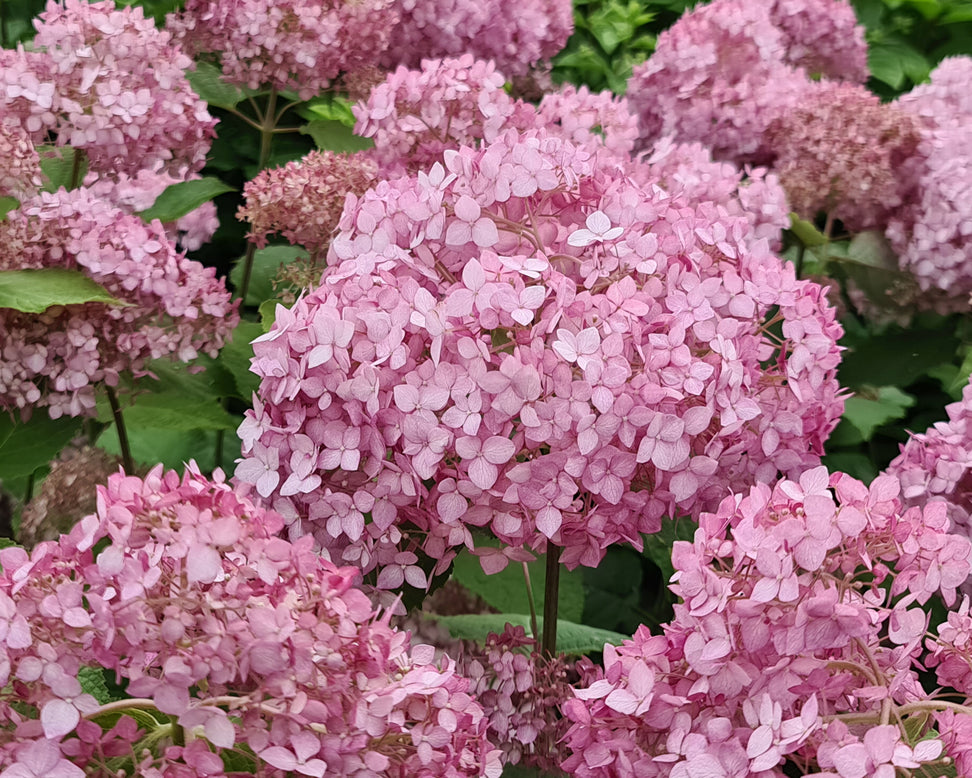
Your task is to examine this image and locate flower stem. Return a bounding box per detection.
[237,87,278,306]
[105,385,134,473]
[542,541,561,657]
[522,561,539,644]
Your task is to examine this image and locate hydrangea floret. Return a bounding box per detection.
[0,465,502,777]
[0,187,237,418]
[0,0,216,178]
[236,128,845,584]
[560,467,972,777]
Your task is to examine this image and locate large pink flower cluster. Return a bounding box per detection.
[0,120,41,199]
[381,0,572,77]
[354,55,641,177]
[236,129,845,581]
[764,81,921,231]
[886,57,972,306]
[886,377,972,558]
[168,0,398,100]
[632,138,790,249]
[0,465,502,777]
[0,187,237,418]
[239,150,379,259]
[560,467,972,777]
[0,0,215,178]
[626,0,867,164]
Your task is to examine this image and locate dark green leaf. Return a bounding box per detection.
[217,320,263,400]
[842,386,916,440]
[0,268,129,313]
[137,178,235,223]
[451,546,584,622]
[642,516,697,584]
[582,546,645,635]
[821,451,878,483]
[0,196,20,220]
[300,120,374,153]
[433,613,627,655]
[839,327,960,389]
[229,245,306,306]
[0,414,83,481]
[78,667,113,705]
[38,146,88,192]
[186,61,245,110]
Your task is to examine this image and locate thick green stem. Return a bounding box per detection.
[541,541,561,657]
[105,385,134,473]
[237,88,278,306]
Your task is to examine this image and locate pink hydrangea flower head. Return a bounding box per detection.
[0,187,237,418]
[536,84,640,158]
[0,0,216,178]
[768,0,868,82]
[0,119,42,198]
[0,465,502,776]
[627,0,813,163]
[765,81,922,231]
[236,128,845,582]
[168,0,398,99]
[382,0,573,77]
[560,467,970,776]
[239,150,379,258]
[886,58,972,307]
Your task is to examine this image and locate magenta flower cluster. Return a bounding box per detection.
[0,0,215,178]
[0,187,237,418]
[236,128,845,581]
[561,467,972,777]
[168,0,399,100]
[0,465,502,777]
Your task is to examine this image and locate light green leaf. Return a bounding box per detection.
[788,213,828,247]
[433,613,627,655]
[137,177,235,223]
[259,299,283,332]
[38,146,88,192]
[99,426,241,472]
[0,196,19,220]
[299,96,357,127]
[0,414,83,481]
[229,245,306,306]
[104,391,237,432]
[451,546,584,623]
[842,386,916,440]
[300,120,374,153]
[186,61,245,110]
[0,268,129,313]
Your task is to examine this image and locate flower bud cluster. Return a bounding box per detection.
[381,0,572,78]
[239,150,379,258]
[561,467,971,777]
[236,128,844,583]
[168,0,398,100]
[0,0,216,178]
[0,187,237,418]
[0,465,502,777]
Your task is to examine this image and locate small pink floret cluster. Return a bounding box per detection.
[0,187,237,418]
[0,0,215,178]
[0,465,502,777]
[561,467,972,777]
[236,128,844,581]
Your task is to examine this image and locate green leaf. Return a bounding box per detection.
[842,386,916,440]
[0,196,20,220]
[582,546,645,635]
[137,177,235,223]
[259,299,283,332]
[186,61,246,110]
[642,516,697,583]
[947,349,972,396]
[451,546,584,622]
[0,268,129,313]
[99,426,241,473]
[502,763,548,777]
[38,146,88,192]
[104,391,237,432]
[942,3,972,22]
[229,245,306,306]
[299,95,357,127]
[821,451,878,482]
[788,213,829,247]
[78,666,114,705]
[433,614,627,655]
[0,414,83,481]
[839,326,960,389]
[217,320,263,400]
[300,120,375,153]
[868,40,930,87]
